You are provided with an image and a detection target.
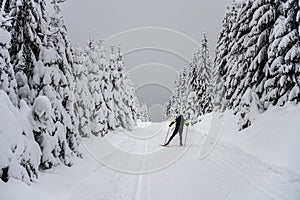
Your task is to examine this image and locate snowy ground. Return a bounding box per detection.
[1,105,300,200]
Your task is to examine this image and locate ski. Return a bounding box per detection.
[159,144,169,147]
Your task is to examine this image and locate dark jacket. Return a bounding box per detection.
[169,115,189,133]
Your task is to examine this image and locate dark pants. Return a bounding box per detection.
[165,127,183,146]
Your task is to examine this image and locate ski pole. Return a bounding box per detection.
[184,126,189,146]
[164,127,171,144]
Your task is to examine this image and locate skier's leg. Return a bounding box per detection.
[165,128,179,145]
[179,129,183,146]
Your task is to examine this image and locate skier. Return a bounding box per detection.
[163,114,189,146]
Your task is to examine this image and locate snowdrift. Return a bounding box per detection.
[199,104,300,175]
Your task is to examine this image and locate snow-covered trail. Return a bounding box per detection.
[1,122,300,200]
[68,122,300,200]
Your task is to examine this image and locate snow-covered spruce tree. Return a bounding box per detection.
[0,13,18,105]
[238,0,280,128]
[109,45,122,128]
[49,0,79,156]
[138,103,149,122]
[109,45,136,130]
[123,75,139,124]
[185,91,198,124]
[170,74,181,116]
[165,94,178,120]
[7,0,80,168]
[215,0,300,130]
[221,0,254,112]
[85,39,108,136]
[99,44,116,131]
[33,40,77,167]
[164,33,213,123]
[189,33,213,117]
[173,69,189,117]
[262,0,300,106]
[164,68,191,121]
[115,47,136,130]
[9,0,48,103]
[73,46,91,137]
[213,0,240,111]
[162,100,171,121]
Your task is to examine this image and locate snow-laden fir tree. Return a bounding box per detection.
[0,13,17,105]
[163,94,178,120]
[49,0,79,155]
[237,0,278,128]
[109,45,124,128]
[185,91,198,124]
[123,75,139,124]
[215,0,300,130]
[33,40,76,167]
[115,46,135,130]
[138,103,150,122]
[164,33,214,122]
[85,39,107,136]
[9,0,48,103]
[99,44,116,131]
[188,33,213,117]
[109,45,136,130]
[5,0,80,168]
[73,46,91,137]
[162,100,171,121]
[262,0,300,106]
[164,69,191,120]
[221,0,253,113]
[174,69,189,116]
[213,0,240,111]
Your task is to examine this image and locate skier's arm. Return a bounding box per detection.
[169,119,176,127]
[184,120,189,126]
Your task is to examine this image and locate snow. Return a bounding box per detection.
[0,28,11,47]
[1,105,300,199]
[0,90,41,184]
[32,96,53,119]
[218,104,300,175]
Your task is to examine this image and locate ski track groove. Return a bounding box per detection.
[209,141,300,200]
[209,151,276,200]
[134,139,152,200]
[145,141,152,200]
[67,124,300,200]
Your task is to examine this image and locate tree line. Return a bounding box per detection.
[163,0,300,130]
[0,0,148,184]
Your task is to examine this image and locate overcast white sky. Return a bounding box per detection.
[53,0,232,53]
[48,0,234,121]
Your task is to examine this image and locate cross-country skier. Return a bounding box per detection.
[163,114,189,146]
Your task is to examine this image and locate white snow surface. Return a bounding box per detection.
[1,104,300,199]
